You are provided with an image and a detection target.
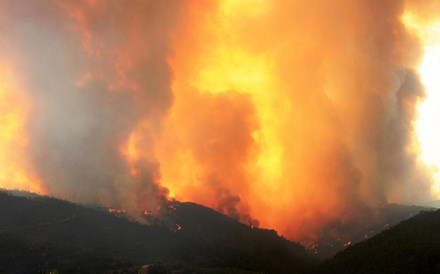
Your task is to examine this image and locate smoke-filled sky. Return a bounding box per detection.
[0,0,439,242]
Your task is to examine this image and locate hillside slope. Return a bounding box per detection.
[0,190,316,273]
[314,210,440,273]
[312,203,429,258]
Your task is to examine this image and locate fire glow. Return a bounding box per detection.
[402,11,440,195]
[0,0,439,243]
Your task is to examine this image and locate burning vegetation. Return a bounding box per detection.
[0,0,439,244]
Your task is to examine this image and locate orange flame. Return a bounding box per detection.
[108,208,127,214]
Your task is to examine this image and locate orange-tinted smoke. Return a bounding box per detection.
[39,0,182,215]
[0,65,44,193]
[0,0,182,217]
[157,0,435,241]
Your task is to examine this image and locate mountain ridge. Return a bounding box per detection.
[313,209,440,273]
[0,189,316,273]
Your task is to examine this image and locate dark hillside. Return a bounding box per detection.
[0,190,316,273]
[314,210,440,273]
[0,232,134,274]
[312,203,429,258]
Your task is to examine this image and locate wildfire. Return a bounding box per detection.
[2,0,440,245]
[157,0,291,234]
[157,0,435,240]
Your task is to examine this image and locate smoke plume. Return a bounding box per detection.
[0,0,438,241]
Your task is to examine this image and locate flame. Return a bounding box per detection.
[0,66,43,193]
[402,11,440,196]
[108,208,127,214]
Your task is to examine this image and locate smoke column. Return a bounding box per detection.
[0,0,183,216]
[0,0,438,242]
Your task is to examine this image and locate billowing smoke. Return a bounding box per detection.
[0,0,438,242]
[0,0,183,216]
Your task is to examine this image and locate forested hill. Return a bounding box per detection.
[0,190,316,273]
[314,210,440,273]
